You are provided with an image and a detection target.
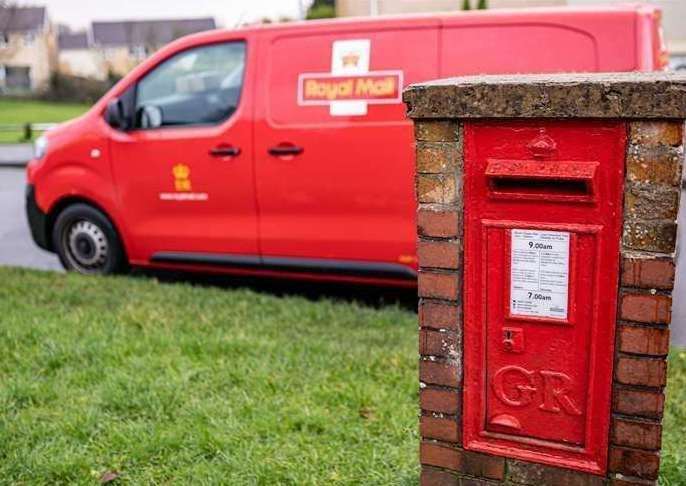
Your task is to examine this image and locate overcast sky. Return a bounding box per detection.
[15,0,315,30]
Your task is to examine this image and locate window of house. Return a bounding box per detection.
[5,66,31,91]
[129,45,147,59]
[135,41,246,129]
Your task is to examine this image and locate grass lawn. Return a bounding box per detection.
[0,267,683,484]
[0,267,418,484]
[0,98,90,143]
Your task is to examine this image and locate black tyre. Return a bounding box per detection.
[52,203,127,275]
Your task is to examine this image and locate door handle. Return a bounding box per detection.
[209,145,241,157]
[268,144,303,157]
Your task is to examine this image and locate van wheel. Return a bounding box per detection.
[52,204,127,275]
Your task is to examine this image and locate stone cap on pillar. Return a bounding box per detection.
[403,72,686,120]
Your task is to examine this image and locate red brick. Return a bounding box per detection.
[418,207,460,238]
[420,466,459,486]
[421,415,460,443]
[417,142,457,173]
[460,479,499,486]
[415,121,459,142]
[609,477,656,486]
[609,446,660,480]
[614,388,665,419]
[626,145,682,186]
[507,459,605,485]
[620,294,672,324]
[418,239,460,269]
[417,173,458,204]
[420,300,460,330]
[460,451,505,481]
[629,121,683,147]
[618,324,670,356]
[615,356,667,388]
[421,387,460,415]
[420,360,460,387]
[624,184,680,220]
[420,441,460,470]
[419,271,460,301]
[623,220,678,254]
[612,417,662,450]
[621,256,675,290]
[420,329,459,358]
[420,444,505,481]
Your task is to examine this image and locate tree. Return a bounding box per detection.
[462,0,471,11]
[307,0,335,20]
[477,0,488,9]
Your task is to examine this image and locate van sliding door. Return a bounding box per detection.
[253,21,439,273]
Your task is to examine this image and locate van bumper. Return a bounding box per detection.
[25,184,51,251]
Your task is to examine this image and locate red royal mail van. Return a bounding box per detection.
[26,5,666,286]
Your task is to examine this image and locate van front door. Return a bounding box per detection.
[110,40,258,265]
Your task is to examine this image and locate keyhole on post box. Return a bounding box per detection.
[502,327,524,353]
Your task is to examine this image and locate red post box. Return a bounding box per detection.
[405,73,685,485]
[462,122,625,473]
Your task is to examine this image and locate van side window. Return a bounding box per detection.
[135,41,246,129]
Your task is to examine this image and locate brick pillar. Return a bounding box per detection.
[611,120,682,483]
[404,73,685,486]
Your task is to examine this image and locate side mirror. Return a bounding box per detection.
[138,105,163,129]
[105,98,129,130]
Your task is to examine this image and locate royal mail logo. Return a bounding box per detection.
[173,163,192,192]
[341,52,360,68]
[159,163,208,202]
[297,71,403,106]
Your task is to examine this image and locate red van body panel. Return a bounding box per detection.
[26,5,664,286]
[253,18,439,270]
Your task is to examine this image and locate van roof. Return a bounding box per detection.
[101,2,662,111]
[168,3,660,46]
[231,2,659,34]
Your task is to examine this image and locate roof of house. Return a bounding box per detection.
[58,31,89,50]
[92,17,216,47]
[0,6,46,33]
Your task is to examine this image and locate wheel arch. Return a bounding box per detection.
[46,196,128,259]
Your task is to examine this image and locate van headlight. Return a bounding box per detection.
[34,136,49,159]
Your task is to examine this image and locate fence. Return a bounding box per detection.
[0,123,59,143]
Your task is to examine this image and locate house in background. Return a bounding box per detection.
[58,30,106,80]
[0,5,56,93]
[91,18,216,77]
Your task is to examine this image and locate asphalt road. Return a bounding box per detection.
[0,144,34,166]
[1,167,685,345]
[0,168,61,271]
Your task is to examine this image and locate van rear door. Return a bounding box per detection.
[439,8,644,75]
[253,20,439,272]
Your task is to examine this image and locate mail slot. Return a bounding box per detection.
[462,121,625,474]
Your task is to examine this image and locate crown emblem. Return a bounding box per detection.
[173,164,191,191]
[342,52,360,67]
[527,132,558,160]
[173,164,190,179]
